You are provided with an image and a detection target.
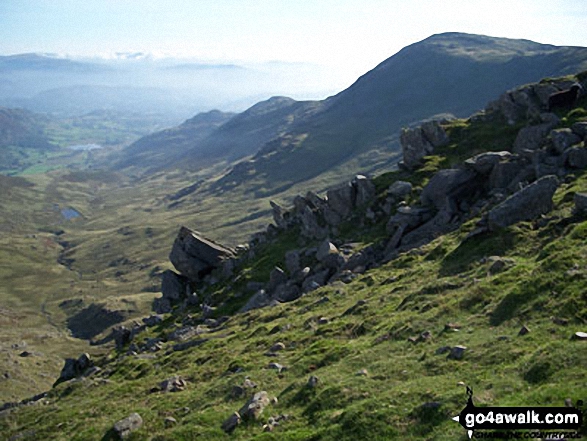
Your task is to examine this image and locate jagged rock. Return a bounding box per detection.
[270,342,286,352]
[142,315,164,327]
[386,206,432,235]
[316,240,344,269]
[152,297,172,314]
[420,168,478,211]
[400,127,434,170]
[574,193,587,213]
[222,412,241,434]
[518,325,530,336]
[292,267,311,284]
[302,269,330,292]
[284,250,301,274]
[565,147,587,169]
[550,128,581,154]
[164,417,177,428]
[353,175,376,207]
[239,391,270,420]
[113,326,132,350]
[160,376,187,392]
[270,201,287,229]
[56,352,94,384]
[327,182,356,217]
[307,375,319,388]
[489,158,527,190]
[161,270,189,301]
[448,346,467,360]
[464,151,511,175]
[268,267,287,292]
[487,175,559,230]
[513,121,558,153]
[273,283,301,303]
[113,413,143,439]
[421,120,450,147]
[240,290,270,312]
[299,206,328,239]
[322,206,343,226]
[169,227,235,281]
[388,181,413,198]
[571,121,587,138]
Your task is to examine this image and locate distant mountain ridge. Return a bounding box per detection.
[214,32,587,189]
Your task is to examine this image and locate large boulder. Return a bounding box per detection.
[270,201,287,229]
[513,121,558,153]
[55,353,93,385]
[327,182,356,218]
[487,175,559,229]
[169,227,235,281]
[420,168,478,211]
[464,152,511,175]
[550,128,581,154]
[352,175,376,207]
[400,127,434,170]
[239,391,270,421]
[161,270,189,301]
[566,147,587,169]
[113,413,143,439]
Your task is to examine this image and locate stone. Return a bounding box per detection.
[153,297,172,314]
[55,353,94,385]
[270,342,286,352]
[487,256,513,275]
[169,227,235,281]
[356,368,368,376]
[388,181,413,198]
[574,193,587,214]
[487,175,559,230]
[513,122,557,153]
[160,376,187,392]
[421,120,450,147]
[142,314,164,327]
[284,250,301,274]
[221,412,241,433]
[299,206,328,239]
[352,175,376,207]
[113,413,143,439]
[270,201,287,229]
[400,127,434,170]
[239,391,271,421]
[161,270,189,301]
[327,182,356,218]
[240,290,270,312]
[448,346,467,360]
[267,362,284,372]
[572,331,587,340]
[268,267,288,292]
[164,416,177,428]
[571,121,587,138]
[464,151,511,175]
[518,325,530,336]
[420,168,478,211]
[550,128,581,154]
[565,147,587,169]
[273,283,301,303]
[302,269,331,292]
[488,159,526,190]
[316,240,340,264]
[307,375,319,388]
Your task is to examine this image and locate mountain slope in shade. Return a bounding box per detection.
[215,32,587,190]
[0,107,52,150]
[116,96,323,172]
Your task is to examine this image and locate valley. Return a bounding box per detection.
[1,32,587,439]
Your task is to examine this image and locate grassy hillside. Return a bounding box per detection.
[2,72,587,440]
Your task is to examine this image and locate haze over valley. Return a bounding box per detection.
[1,1,587,439]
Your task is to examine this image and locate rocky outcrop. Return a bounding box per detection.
[400,120,449,170]
[169,227,235,282]
[54,353,93,386]
[113,413,143,439]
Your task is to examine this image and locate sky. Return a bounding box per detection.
[1,0,587,88]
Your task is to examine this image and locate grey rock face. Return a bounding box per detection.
[420,168,478,211]
[421,120,450,147]
[464,152,511,175]
[240,290,270,313]
[565,147,587,169]
[239,391,270,421]
[353,175,376,207]
[267,267,287,292]
[270,201,287,229]
[161,270,189,301]
[113,413,143,439]
[284,250,301,274]
[487,175,559,230]
[316,240,338,262]
[550,129,581,154]
[169,227,235,281]
[299,205,328,239]
[571,121,587,138]
[488,159,528,190]
[56,353,94,385]
[513,121,558,154]
[400,127,434,170]
[574,193,587,213]
[327,182,356,217]
[388,181,413,198]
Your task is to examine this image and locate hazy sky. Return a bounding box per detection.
[1,0,586,80]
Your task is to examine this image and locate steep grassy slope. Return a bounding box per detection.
[2,76,587,440]
[216,32,587,190]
